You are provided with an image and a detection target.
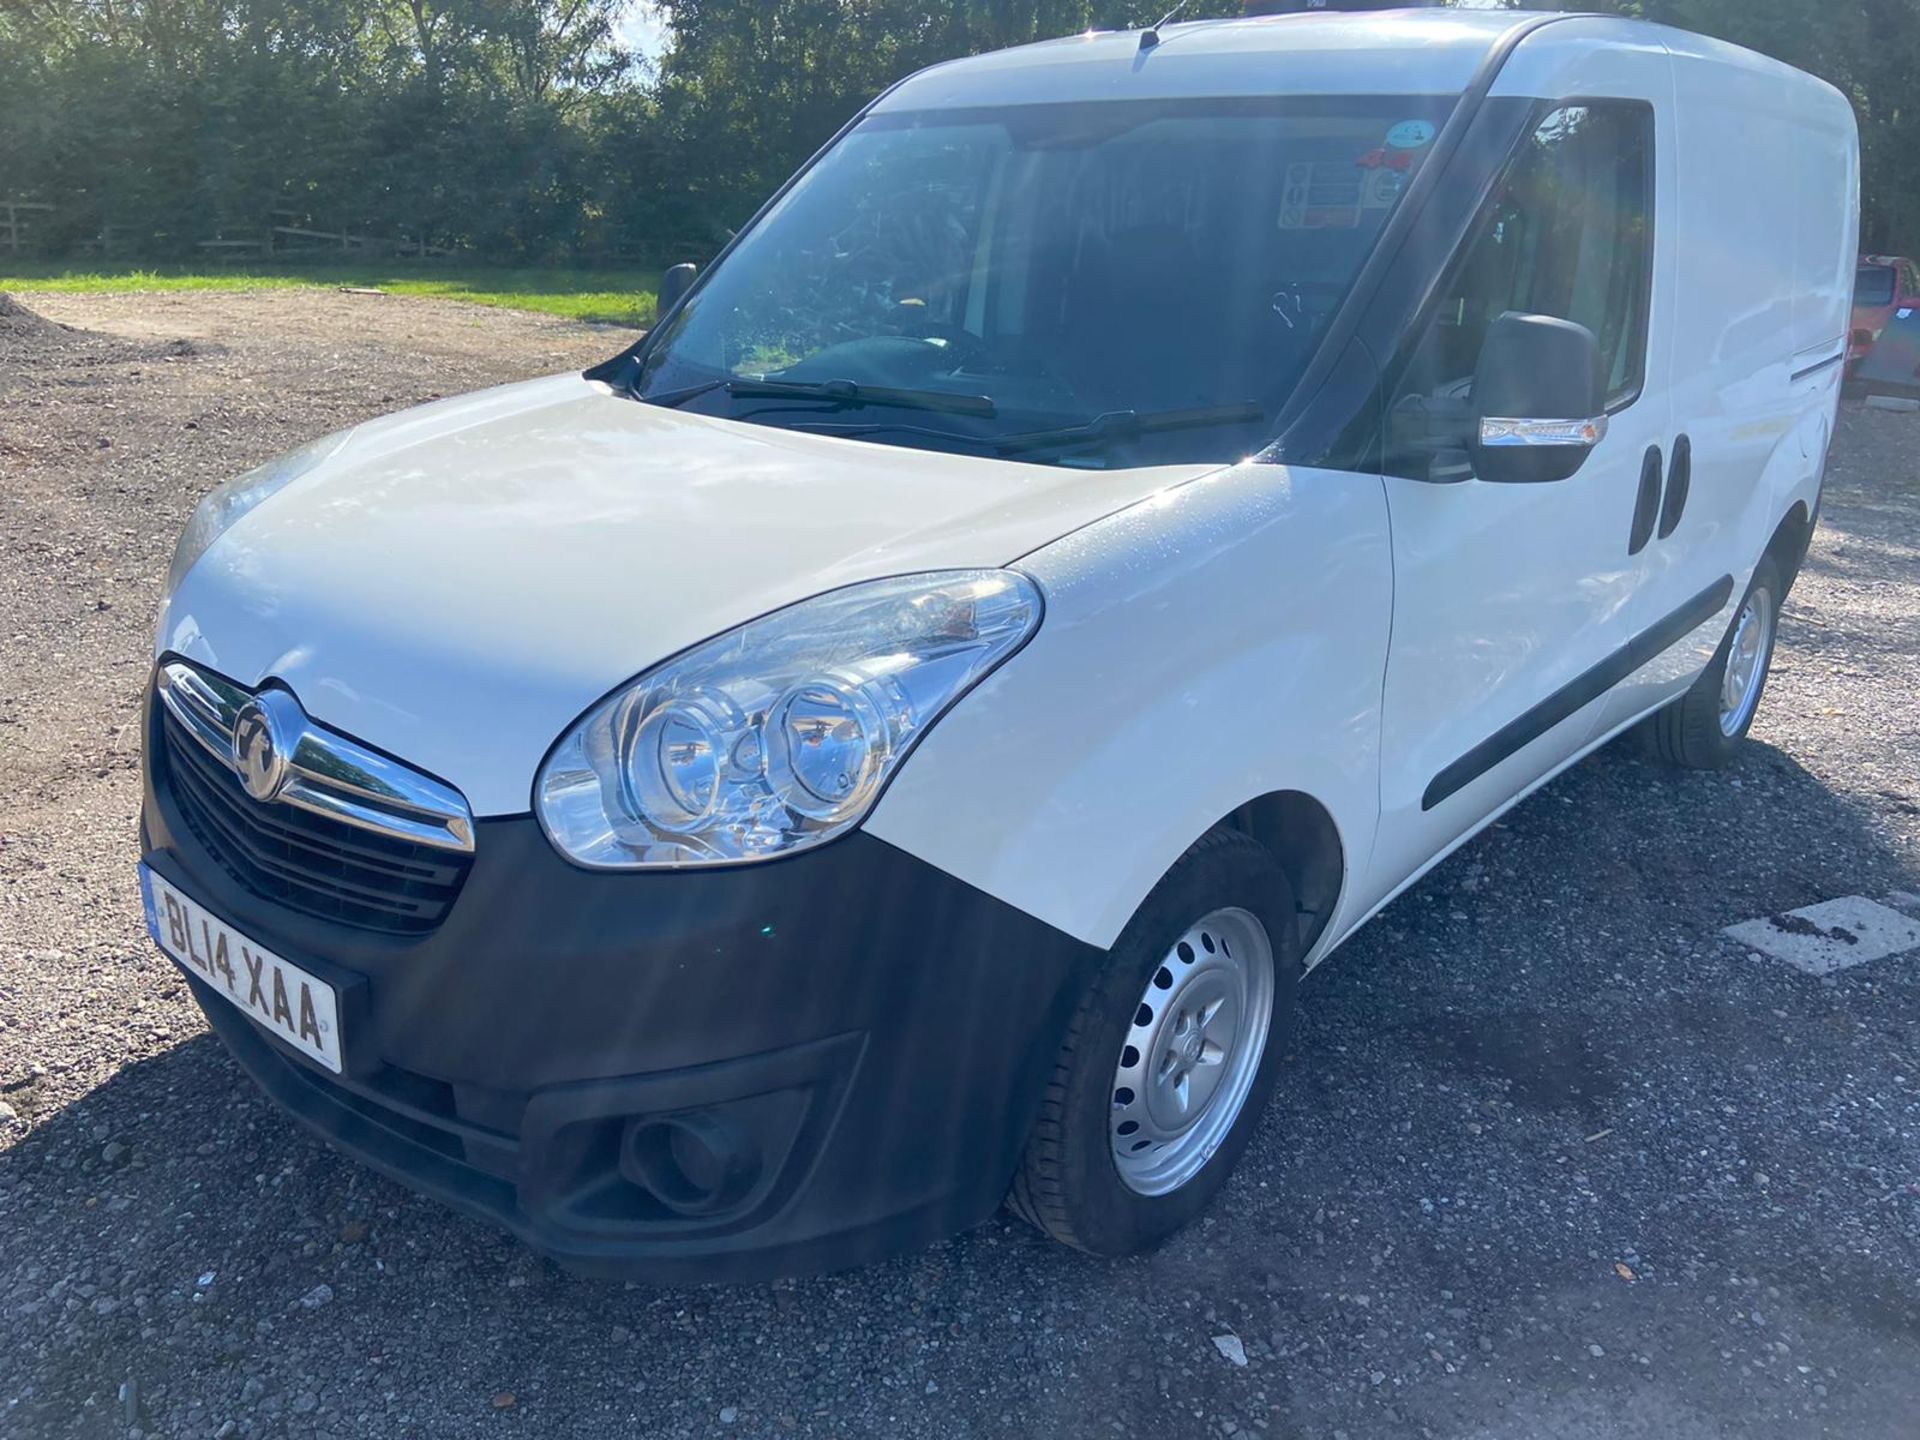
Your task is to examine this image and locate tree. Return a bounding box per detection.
[0,0,1913,262]
[641,1,1238,240]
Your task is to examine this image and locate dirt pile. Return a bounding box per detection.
[0,292,83,365]
[0,291,73,336]
[0,294,219,403]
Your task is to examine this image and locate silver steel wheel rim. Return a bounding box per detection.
[1718,585,1776,737]
[1110,906,1276,1197]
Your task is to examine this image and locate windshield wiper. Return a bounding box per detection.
[637,374,998,414]
[727,377,996,417]
[641,377,730,408]
[638,375,997,417]
[993,402,1264,457]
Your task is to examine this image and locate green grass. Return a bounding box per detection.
[0,263,659,327]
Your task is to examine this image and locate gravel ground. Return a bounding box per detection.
[2,291,1917,1440]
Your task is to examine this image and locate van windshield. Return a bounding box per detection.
[632,96,1454,467]
[1856,263,1897,306]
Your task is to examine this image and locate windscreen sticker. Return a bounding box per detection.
[1386,119,1437,150]
[1355,147,1417,174]
[1278,161,1363,229]
[1360,167,1406,208]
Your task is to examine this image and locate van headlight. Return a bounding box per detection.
[536,570,1042,868]
[165,429,353,596]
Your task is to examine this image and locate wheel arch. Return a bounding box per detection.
[864,457,1392,960]
[1764,499,1815,598]
[1216,789,1346,963]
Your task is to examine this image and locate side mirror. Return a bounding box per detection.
[1469,311,1607,483]
[659,262,699,316]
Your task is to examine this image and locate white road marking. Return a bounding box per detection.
[1726,896,1920,976]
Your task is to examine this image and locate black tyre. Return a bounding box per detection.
[1639,555,1783,768]
[1009,829,1300,1255]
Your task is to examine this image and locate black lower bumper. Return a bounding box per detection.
[140,694,1102,1282]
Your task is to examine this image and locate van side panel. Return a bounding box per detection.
[870,22,1854,962]
[1784,67,1859,531]
[1669,40,1800,568]
[1789,77,1861,363]
[1613,33,1852,699]
[864,462,1391,955]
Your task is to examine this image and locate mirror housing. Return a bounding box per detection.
[659,262,699,317]
[1469,311,1607,483]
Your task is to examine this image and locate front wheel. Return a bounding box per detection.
[1009,829,1299,1255]
[1639,555,1783,768]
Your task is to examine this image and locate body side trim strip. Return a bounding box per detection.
[1313,639,1729,968]
[1789,351,1845,383]
[1420,574,1734,811]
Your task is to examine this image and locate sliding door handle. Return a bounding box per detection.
[1658,434,1692,539]
[1628,444,1662,555]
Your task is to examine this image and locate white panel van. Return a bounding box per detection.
[142,7,1857,1278]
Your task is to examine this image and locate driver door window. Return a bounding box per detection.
[1385,102,1654,481]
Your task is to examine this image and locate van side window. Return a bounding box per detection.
[1384,102,1654,480]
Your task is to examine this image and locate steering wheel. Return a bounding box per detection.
[902,319,994,371]
[1269,279,1350,332]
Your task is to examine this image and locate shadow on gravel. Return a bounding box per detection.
[1815,403,1920,554]
[1295,734,1920,1126]
[3,732,1917,1439]
[1238,729,1920,1435]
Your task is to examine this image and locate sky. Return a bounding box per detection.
[616,1,669,64]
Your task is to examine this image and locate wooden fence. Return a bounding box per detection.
[1,202,54,254]
[7,200,712,267]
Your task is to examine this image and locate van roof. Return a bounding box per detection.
[873,9,1806,112]
[877,9,1536,111]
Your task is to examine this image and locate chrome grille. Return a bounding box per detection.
[157,661,474,853]
[154,662,475,935]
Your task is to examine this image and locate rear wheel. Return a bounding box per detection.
[1639,555,1782,768]
[1009,829,1299,1255]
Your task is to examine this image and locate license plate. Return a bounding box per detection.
[140,864,343,1073]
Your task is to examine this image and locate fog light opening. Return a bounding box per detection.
[622,1113,760,1217]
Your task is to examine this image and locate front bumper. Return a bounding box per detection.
[140,691,1101,1281]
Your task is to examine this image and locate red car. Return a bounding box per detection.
[1850,254,1920,373]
